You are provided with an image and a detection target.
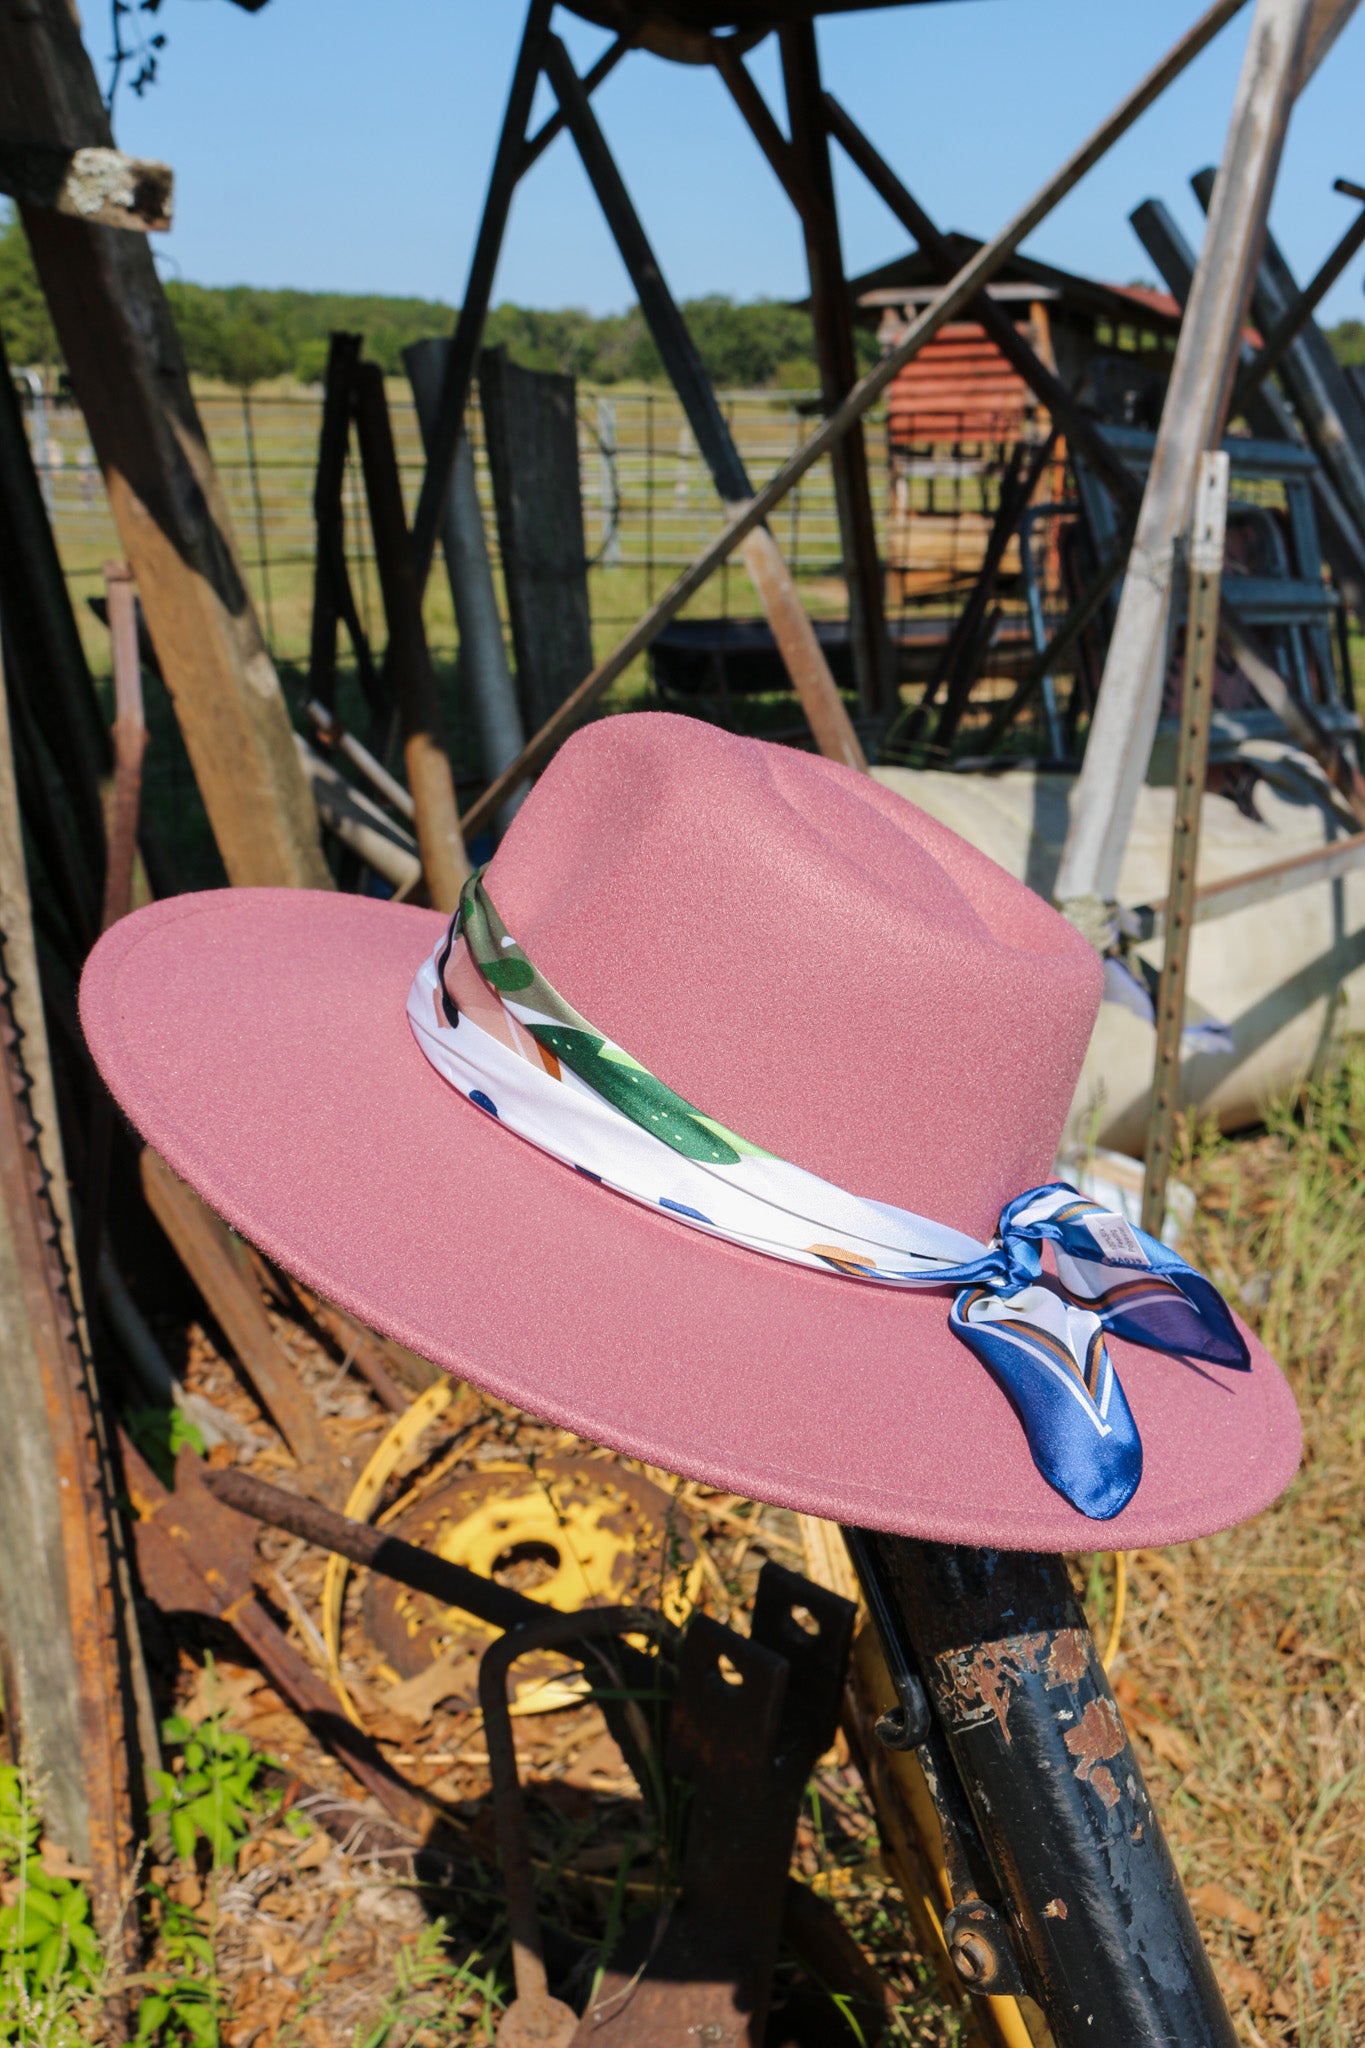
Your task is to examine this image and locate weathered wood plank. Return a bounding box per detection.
[0,0,329,889]
[480,346,597,740]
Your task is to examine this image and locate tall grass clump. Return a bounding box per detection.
[1107,1042,1365,2044]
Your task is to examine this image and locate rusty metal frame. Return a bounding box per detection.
[0,926,138,1954]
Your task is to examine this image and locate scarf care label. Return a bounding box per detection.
[1084,1211,1150,1266]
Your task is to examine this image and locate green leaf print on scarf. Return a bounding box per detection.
[480,956,535,993]
[529,1025,742,1165]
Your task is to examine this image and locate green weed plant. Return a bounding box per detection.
[0,1767,106,2047]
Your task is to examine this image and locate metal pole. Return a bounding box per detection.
[1142,453,1230,1237]
[852,1534,1239,2046]
[404,338,526,837]
[1055,0,1313,939]
[455,0,1251,838]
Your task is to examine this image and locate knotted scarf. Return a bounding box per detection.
[407,871,1250,1520]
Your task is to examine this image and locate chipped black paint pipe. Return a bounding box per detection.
[852,1536,1239,2046]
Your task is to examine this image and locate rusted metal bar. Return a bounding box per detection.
[1138,823,1365,937]
[543,31,866,772]
[100,562,147,931]
[1143,453,1230,1235]
[578,1566,855,2047]
[780,25,893,722]
[139,1149,343,1490]
[352,360,468,909]
[125,1441,431,1835]
[409,0,553,587]
[0,893,137,1944]
[457,0,1249,834]
[854,1536,1237,2045]
[483,1608,659,2048]
[0,137,172,230]
[204,1462,556,1635]
[202,1463,665,1788]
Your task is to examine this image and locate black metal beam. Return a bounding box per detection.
[779,26,892,719]
[521,33,632,173]
[408,0,553,588]
[544,31,752,505]
[1234,186,1365,408]
[854,1535,1240,2045]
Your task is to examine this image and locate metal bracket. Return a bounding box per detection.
[577,1563,856,2046]
[943,1899,1026,1997]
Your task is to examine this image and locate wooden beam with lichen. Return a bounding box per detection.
[0,2,330,890]
[0,137,172,230]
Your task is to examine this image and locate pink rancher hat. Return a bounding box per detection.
[80,713,1299,1550]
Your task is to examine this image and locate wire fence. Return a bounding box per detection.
[31,377,894,681]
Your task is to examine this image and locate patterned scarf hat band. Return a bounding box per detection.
[408,870,1250,1522]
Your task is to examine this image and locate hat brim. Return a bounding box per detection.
[81,890,1301,1551]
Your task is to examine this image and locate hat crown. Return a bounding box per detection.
[485,715,1101,1242]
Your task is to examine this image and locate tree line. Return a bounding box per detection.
[3,206,1361,390]
[0,207,833,390]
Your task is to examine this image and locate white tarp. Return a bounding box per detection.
[874,748,1365,1156]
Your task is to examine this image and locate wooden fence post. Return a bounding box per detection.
[0,0,330,891]
[479,347,595,740]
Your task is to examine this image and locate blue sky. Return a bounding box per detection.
[112,0,1365,326]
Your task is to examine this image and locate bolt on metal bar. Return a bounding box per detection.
[1142,451,1231,1237]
